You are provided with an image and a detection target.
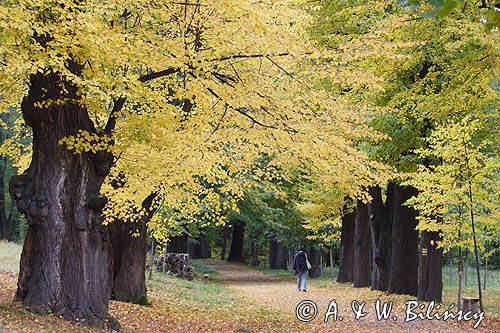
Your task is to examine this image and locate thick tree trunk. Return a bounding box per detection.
[387,184,419,296]
[0,155,9,240]
[251,240,260,266]
[337,211,355,283]
[367,186,392,291]
[169,234,189,253]
[418,230,443,302]
[108,193,156,305]
[227,220,245,262]
[309,246,322,278]
[275,245,288,270]
[353,201,372,288]
[9,71,114,327]
[269,237,278,269]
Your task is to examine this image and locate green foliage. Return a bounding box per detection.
[397,0,500,30]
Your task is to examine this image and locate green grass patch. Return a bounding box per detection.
[255,265,293,278]
[190,259,219,277]
[147,268,235,308]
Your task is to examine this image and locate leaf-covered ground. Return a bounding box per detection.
[1,260,500,332]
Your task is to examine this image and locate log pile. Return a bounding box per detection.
[153,253,194,280]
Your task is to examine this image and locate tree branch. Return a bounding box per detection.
[104,97,126,134]
[138,67,179,82]
[214,51,291,62]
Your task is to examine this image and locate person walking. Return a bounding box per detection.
[293,246,311,292]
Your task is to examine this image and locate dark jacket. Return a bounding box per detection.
[293,251,308,273]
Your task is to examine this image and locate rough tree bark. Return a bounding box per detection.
[387,184,419,296]
[108,192,157,305]
[367,186,392,291]
[227,220,245,262]
[418,230,443,302]
[9,69,115,327]
[309,246,323,278]
[337,211,355,283]
[353,201,372,288]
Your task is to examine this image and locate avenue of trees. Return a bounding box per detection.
[0,0,498,329]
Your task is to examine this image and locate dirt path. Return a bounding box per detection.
[206,259,500,333]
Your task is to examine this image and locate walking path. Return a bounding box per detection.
[206,259,500,333]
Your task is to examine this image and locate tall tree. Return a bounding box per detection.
[1,1,333,325]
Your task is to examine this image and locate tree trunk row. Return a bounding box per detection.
[337,182,442,302]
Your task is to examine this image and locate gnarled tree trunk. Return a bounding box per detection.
[337,211,355,283]
[388,184,419,296]
[353,201,372,288]
[418,230,443,302]
[9,70,114,328]
[109,192,157,305]
[368,186,392,291]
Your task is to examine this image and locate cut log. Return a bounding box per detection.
[154,253,194,280]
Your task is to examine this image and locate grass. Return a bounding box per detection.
[190,259,220,277]
[147,270,234,307]
[0,240,21,272]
